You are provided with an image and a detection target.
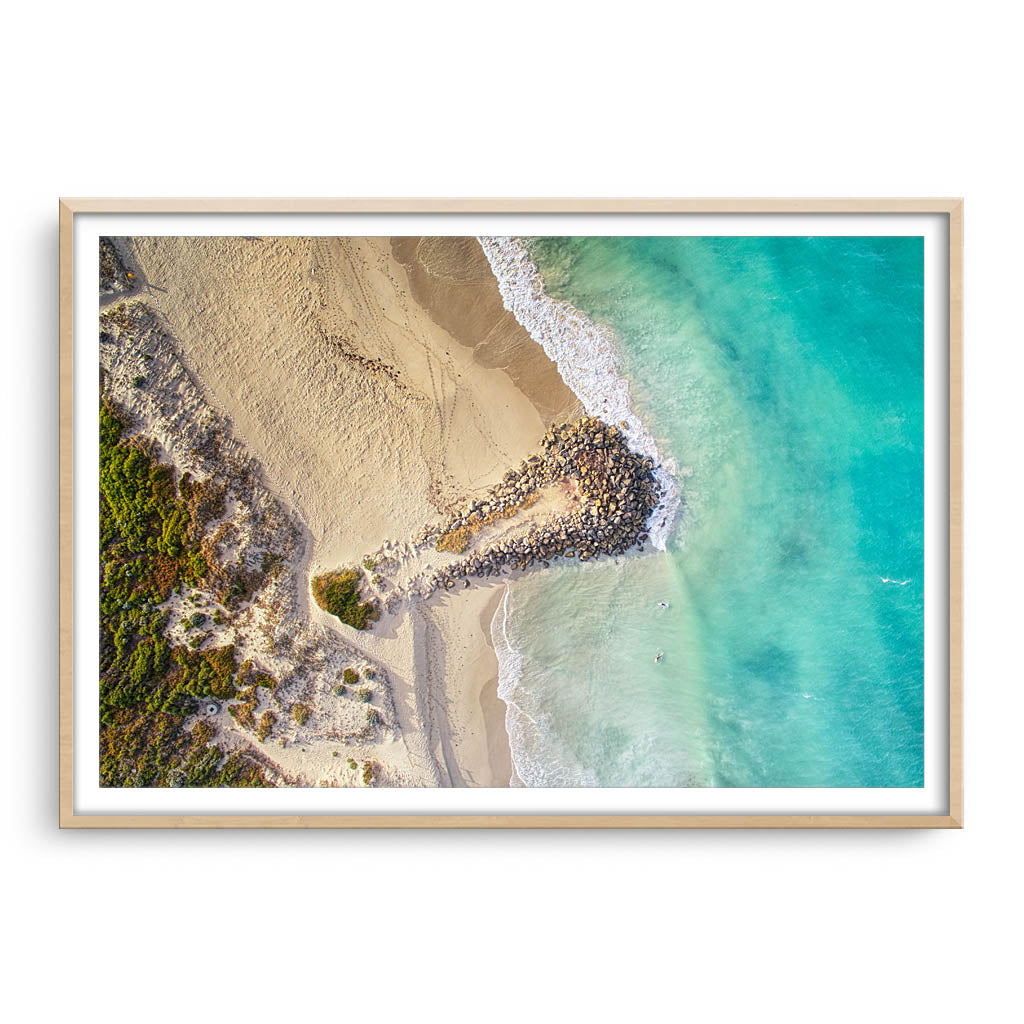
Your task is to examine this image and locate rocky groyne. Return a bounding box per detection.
[411,416,662,597]
[478,236,680,550]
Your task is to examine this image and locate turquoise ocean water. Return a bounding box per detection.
[492,236,924,788]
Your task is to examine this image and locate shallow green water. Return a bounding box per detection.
[494,236,923,787]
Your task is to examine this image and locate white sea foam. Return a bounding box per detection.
[490,584,528,787]
[490,581,598,788]
[478,235,680,550]
[480,237,683,788]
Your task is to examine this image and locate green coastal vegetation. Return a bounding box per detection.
[227,661,277,734]
[257,711,276,742]
[99,396,271,787]
[310,569,379,630]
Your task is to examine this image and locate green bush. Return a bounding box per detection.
[343,667,359,686]
[310,569,379,630]
[253,672,276,690]
[356,687,372,703]
[257,710,276,742]
[229,702,254,730]
[216,751,270,787]
[291,703,311,726]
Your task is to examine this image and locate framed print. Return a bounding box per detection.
[59,198,962,828]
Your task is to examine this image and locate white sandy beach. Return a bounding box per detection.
[109,235,577,787]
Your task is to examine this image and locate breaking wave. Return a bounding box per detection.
[478,236,680,550]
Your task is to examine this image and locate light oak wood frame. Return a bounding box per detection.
[59,198,963,828]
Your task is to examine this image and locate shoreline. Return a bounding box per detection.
[478,236,680,551]
[479,585,513,786]
[391,237,581,427]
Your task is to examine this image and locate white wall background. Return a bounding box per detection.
[3,2,1018,1020]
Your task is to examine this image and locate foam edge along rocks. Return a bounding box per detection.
[478,237,680,551]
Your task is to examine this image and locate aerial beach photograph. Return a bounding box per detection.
[97,232,925,790]
[21,0,1009,1010]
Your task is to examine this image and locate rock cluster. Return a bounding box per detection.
[418,416,661,595]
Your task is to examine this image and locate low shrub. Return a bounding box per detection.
[216,751,270,787]
[261,550,283,574]
[229,682,259,731]
[311,569,379,630]
[257,711,276,742]
[190,720,214,746]
[291,703,311,726]
[343,667,359,686]
[205,645,238,700]
[356,687,372,703]
[229,701,255,730]
[253,672,276,691]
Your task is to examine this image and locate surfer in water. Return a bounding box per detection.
[657,601,669,609]
[655,651,664,664]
